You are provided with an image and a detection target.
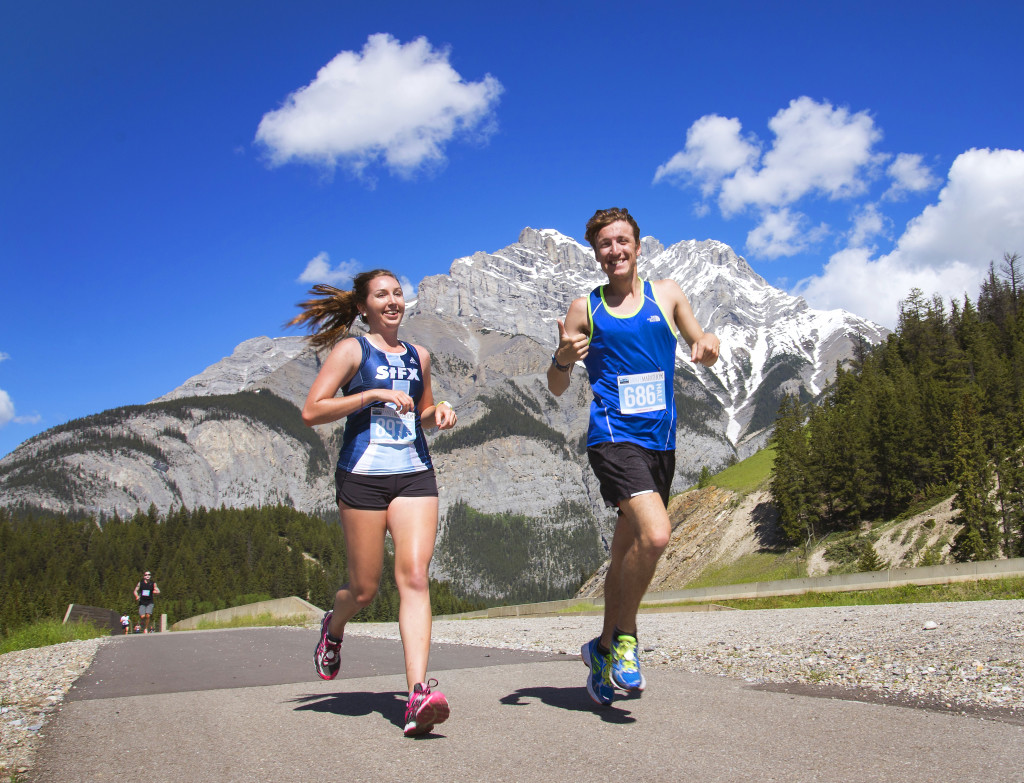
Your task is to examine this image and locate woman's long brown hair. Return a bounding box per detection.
[286,269,399,352]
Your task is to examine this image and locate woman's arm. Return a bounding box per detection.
[300,338,367,426]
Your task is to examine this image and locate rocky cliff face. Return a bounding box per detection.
[0,391,333,518]
[154,336,311,406]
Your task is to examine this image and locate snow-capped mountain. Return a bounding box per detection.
[0,226,885,521]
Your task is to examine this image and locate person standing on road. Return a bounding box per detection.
[133,570,160,633]
[547,207,720,706]
[290,269,457,737]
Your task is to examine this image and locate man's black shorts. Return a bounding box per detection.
[587,442,675,509]
[335,467,438,510]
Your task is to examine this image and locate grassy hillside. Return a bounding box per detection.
[697,446,775,494]
[677,445,976,590]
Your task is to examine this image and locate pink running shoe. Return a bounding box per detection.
[403,679,450,736]
[313,611,342,680]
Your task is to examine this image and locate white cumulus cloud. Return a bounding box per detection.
[653,114,759,195]
[255,34,503,177]
[746,208,828,259]
[795,148,1024,328]
[656,98,886,220]
[0,389,14,428]
[719,97,883,215]
[0,353,16,428]
[298,252,360,286]
[884,153,940,199]
[399,275,418,301]
[894,148,1024,264]
[846,203,891,249]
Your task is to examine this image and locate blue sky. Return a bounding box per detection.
[2,0,1023,458]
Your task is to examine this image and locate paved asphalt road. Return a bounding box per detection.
[32,626,1024,783]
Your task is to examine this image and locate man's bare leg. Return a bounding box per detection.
[599,492,671,648]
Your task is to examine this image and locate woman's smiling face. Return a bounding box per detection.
[359,274,405,330]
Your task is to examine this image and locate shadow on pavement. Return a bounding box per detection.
[290,690,450,738]
[290,689,406,729]
[499,685,639,724]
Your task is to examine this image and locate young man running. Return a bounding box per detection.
[133,571,160,633]
[547,207,720,705]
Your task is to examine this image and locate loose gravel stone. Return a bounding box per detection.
[0,638,104,779]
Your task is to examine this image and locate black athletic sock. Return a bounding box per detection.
[596,640,611,656]
[613,626,637,642]
[326,631,342,644]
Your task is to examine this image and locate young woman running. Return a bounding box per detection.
[290,269,457,737]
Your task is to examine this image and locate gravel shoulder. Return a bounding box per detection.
[1,638,104,778]
[347,599,1024,721]
[3,599,1022,777]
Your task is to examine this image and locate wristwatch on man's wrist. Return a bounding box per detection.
[551,353,571,372]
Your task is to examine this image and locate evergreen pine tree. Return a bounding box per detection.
[950,392,1000,561]
[769,395,818,546]
[856,543,886,572]
[697,465,712,489]
[993,413,1024,556]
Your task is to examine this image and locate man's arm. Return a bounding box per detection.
[153,583,161,596]
[133,583,140,601]
[547,296,590,397]
[655,279,720,367]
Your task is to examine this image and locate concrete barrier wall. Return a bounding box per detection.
[437,557,1024,620]
[645,556,1024,605]
[170,558,1024,626]
[171,596,323,631]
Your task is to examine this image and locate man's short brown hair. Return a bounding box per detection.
[585,207,640,250]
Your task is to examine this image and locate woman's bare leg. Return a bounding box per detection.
[386,495,440,691]
[327,503,387,639]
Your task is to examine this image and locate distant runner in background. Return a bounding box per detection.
[290,269,457,737]
[133,570,160,633]
[547,207,720,706]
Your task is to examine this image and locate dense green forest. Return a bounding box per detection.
[430,387,568,454]
[770,254,1024,561]
[435,499,604,604]
[0,503,482,636]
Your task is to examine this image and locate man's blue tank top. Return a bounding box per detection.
[336,336,433,475]
[583,280,679,451]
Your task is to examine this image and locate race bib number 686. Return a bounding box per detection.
[617,371,666,414]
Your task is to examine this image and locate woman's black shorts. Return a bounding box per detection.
[334,467,438,511]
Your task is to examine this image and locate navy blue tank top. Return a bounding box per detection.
[336,336,433,475]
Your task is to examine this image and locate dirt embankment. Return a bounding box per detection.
[576,486,779,596]
[576,487,966,596]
